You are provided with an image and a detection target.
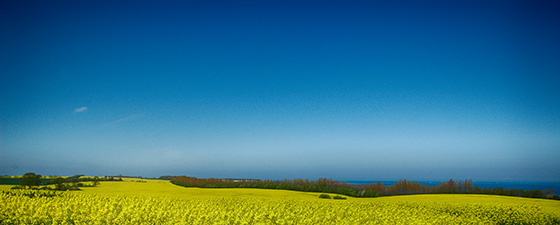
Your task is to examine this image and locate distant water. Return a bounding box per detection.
[345,181,560,195]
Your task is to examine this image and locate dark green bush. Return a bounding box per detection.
[318,194,331,199]
[333,195,347,200]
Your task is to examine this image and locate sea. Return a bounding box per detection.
[344,181,560,195]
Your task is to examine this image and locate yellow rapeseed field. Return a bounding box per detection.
[1,178,559,224]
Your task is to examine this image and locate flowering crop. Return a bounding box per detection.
[1,188,559,224]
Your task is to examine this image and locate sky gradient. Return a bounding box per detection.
[1,0,560,181]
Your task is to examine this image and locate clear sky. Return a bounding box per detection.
[1,0,559,181]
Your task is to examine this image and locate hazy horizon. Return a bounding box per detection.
[1,0,559,182]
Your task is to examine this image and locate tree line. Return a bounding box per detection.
[361,179,558,199]
[171,176,379,197]
[171,176,559,200]
[10,172,123,191]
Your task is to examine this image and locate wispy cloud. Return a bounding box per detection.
[101,114,144,127]
[113,114,143,124]
[74,106,88,113]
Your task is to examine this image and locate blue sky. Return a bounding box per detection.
[1,0,559,181]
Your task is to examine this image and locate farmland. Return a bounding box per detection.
[1,178,559,224]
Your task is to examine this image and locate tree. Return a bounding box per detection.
[92,176,100,186]
[20,172,42,188]
[52,177,66,190]
[67,174,83,185]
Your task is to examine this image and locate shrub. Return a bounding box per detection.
[318,194,331,199]
[333,195,347,200]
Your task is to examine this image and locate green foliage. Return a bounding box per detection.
[43,176,129,191]
[20,172,42,188]
[158,176,174,180]
[52,177,66,190]
[2,190,62,198]
[1,177,55,185]
[67,174,83,184]
[333,195,347,200]
[0,178,23,185]
[171,176,378,198]
[171,177,556,200]
[47,177,81,191]
[57,185,81,191]
[318,194,331,199]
